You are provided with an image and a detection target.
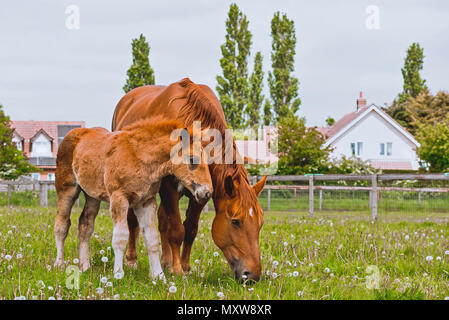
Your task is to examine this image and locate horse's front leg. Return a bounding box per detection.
[181,198,205,272]
[110,192,130,275]
[134,200,165,281]
[159,179,184,275]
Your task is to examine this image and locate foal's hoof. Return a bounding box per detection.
[79,261,90,272]
[54,260,65,269]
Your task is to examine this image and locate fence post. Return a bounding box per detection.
[267,189,271,211]
[39,182,48,207]
[371,174,378,221]
[294,188,297,202]
[418,191,422,206]
[308,175,314,216]
[319,189,323,211]
[204,201,209,213]
[7,184,12,207]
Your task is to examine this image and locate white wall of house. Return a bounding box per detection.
[327,109,420,170]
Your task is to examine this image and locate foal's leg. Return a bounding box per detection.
[125,209,139,269]
[134,200,165,281]
[159,180,184,275]
[181,198,205,272]
[54,184,81,268]
[110,192,130,275]
[78,194,101,272]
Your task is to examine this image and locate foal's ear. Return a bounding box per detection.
[252,175,267,197]
[224,175,235,197]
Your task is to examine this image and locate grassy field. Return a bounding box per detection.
[0,204,449,300]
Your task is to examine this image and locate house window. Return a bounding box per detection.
[47,173,55,181]
[386,142,392,156]
[12,133,23,151]
[31,133,52,157]
[350,143,356,156]
[380,143,385,155]
[31,173,40,181]
[357,142,363,156]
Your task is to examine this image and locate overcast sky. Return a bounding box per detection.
[1,0,448,129]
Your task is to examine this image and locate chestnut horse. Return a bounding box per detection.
[54,119,212,280]
[112,78,267,281]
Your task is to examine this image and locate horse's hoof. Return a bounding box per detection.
[181,263,191,273]
[126,259,138,269]
[171,265,185,276]
[161,259,172,270]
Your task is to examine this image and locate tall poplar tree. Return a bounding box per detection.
[123,34,155,93]
[267,12,301,122]
[398,42,427,104]
[246,51,264,128]
[216,3,252,129]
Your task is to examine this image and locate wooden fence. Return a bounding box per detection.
[1,177,55,207]
[3,173,449,221]
[249,173,449,220]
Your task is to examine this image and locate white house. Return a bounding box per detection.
[319,93,421,171]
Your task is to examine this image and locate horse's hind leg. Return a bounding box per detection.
[125,209,139,269]
[78,193,101,272]
[135,200,165,281]
[54,184,81,268]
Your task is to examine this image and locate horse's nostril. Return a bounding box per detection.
[205,191,210,199]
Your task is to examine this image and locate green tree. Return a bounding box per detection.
[0,105,38,180]
[263,99,273,126]
[216,3,252,129]
[123,34,155,93]
[276,115,330,175]
[268,12,301,122]
[325,116,335,126]
[387,43,428,126]
[398,42,427,104]
[416,114,449,172]
[246,51,264,128]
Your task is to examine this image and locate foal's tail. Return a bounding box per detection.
[55,128,85,194]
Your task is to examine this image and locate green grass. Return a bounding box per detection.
[1,205,449,300]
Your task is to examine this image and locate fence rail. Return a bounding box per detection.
[250,173,449,220]
[3,174,449,221]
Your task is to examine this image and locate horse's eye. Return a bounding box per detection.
[231,219,240,227]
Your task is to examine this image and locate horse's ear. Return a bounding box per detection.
[224,175,234,197]
[252,175,267,197]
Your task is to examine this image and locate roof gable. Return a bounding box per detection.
[323,104,420,148]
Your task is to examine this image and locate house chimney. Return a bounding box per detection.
[357,91,367,110]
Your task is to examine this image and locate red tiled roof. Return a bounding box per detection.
[10,121,85,141]
[369,161,413,170]
[325,106,370,138]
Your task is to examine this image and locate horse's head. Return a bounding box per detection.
[211,172,267,282]
[171,128,213,205]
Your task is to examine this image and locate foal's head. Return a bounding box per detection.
[170,128,213,204]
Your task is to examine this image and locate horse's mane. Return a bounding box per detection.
[175,78,260,221]
[176,78,227,134]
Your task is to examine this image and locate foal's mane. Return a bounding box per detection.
[175,78,260,221]
[121,117,184,139]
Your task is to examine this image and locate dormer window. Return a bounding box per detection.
[30,131,53,157]
[12,132,23,151]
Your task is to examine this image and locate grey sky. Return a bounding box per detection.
[1,0,448,129]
